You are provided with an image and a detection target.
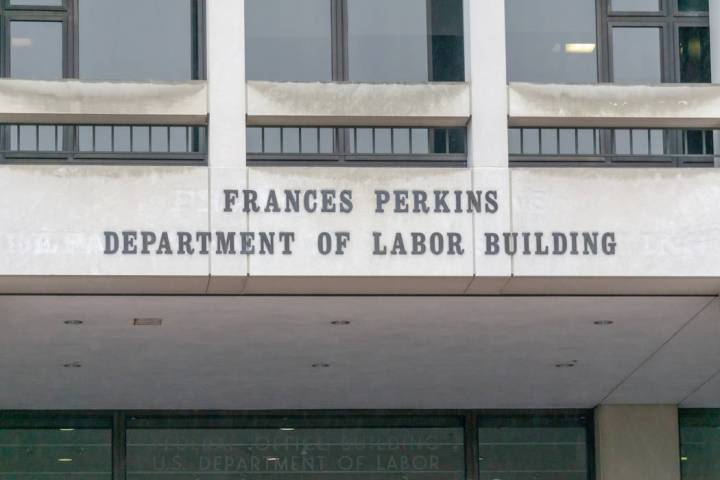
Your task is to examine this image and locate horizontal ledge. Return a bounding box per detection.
[247,81,471,127]
[509,82,720,128]
[247,115,469,127]
[1,275,720,296]
[0,79,208,124]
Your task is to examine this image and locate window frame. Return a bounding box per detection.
[248,0,465,83]
[0,0,206,81]
[598,0,709,83]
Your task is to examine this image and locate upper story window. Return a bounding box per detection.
[506,0,598,83]
[506,0,710,84]
[1,0,204,81]
[246,0,465,83]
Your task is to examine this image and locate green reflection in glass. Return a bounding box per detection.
[127,427,465,480]
[678,0,709,11]
[679,27,710,83]
[0,428,112,477]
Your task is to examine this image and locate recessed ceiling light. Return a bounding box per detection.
[63,320,84,326]
[331,320,351,326]
[312,363,331,368]
[62,362,82,368]
[593,320,614,326]
[681,456,689,461]
[59,428,75,432]
[57,458,73,463]
[280,428,295,431]
[565,43,596,54]
[133,318,162,327]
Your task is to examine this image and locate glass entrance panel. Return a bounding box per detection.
[127,425,465,479]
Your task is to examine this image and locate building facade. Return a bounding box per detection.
[1,0,720,478]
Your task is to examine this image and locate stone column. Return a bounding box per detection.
[464,0,508,168]
[710,0,720,166]
[595,405,681,480]
[207,0,246,169]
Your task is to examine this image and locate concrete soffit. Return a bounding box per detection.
[0,79,208,125]
[246,81,472,127]
[508,82,720,128]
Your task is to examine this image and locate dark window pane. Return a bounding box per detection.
[429,0,465,81]
[478,416,588,480]
[506,0,597,83]
[128,427,465,480]
[685,130,706,154]
[679,27,711,83]
[611,0,660,11]
[679,0,709,11]
[680,410,720,480]
[433,128,448,153]
[448,128,466,153]
[246,0,332,81]
[79,0,192,80]
[9,0,63,5]
[0,428,111,478]
[10,21,63,79]
[612,28,662,83]
[348,0,463,82]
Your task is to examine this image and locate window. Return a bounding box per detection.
[0,124,208,164]
[680,409,720,480]
[505,0,598,83]
[1,0,204,80]
[78,0,195,81]
[245,0,332,82]
[245,0,465,82]
[505,0,710,84]
[478,413,591,480]
[127,416,465,480]
[508,127,714,167]
[0,415,112,479]
[246,126,468,166]
[603,0,710,83]
[8,20,63,79]
[611,27,663,83]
